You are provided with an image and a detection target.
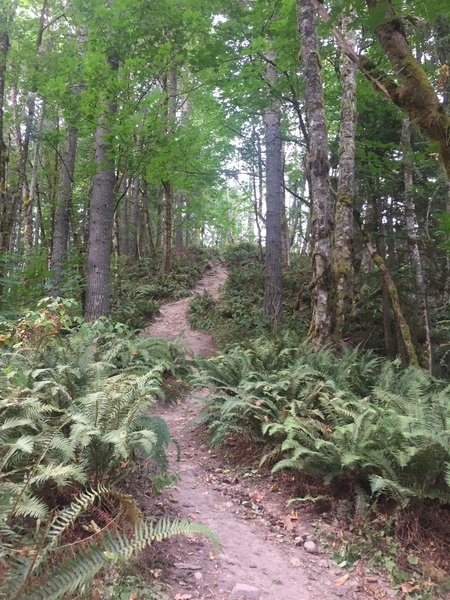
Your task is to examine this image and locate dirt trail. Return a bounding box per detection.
[141,262,379,600]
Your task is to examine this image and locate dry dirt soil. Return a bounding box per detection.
[135,261,391,600]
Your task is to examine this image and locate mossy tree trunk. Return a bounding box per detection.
[298,0,333,348]
[354,210,419,367]
[310,0,450,178]
[365,0,450,178]
[332,15,357,343]
[401,118,432,371]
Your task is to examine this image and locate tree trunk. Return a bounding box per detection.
[128,177,139,264]
[354,209,419,366]
[263,49,283,329]
[117,178,129,258]
[174,190,184,255]
[333,15,357,343]
[280,146,289,269]
[298,0,333,347]
[50,122,78,296]
[160,62,177,274]
[401,118,432,371]
[24,108,44,252]
[142,179,155,257]
[84,62,118,321]
[0,22,10,250]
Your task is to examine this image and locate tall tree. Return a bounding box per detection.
[401,118,432,370]
[333,15,357,342]
[160,62,177,274]
[298,0,333,347]
[263,49,283,329]
[84,50,119,320]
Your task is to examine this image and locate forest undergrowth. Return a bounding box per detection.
[0,251,217,600]
[188,243,450,599]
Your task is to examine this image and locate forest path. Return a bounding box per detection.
[140,262,376,600]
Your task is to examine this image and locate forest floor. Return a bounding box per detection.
[135,261,392,600]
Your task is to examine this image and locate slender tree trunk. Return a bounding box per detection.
[354,209,419,366]
[84,49,118,321]
[263,50,283,329]
[174,190,184,255]
[0,23,10,251]
[161,63,177,274]
[128,177,139,264]
[253,127,264,260]
[373,197,398,358]
[117,177,129,258]
[142,179,155,257]
[280,146,289,269]
[333,15,357,342]
[24,107,44,252]
[401,118,432,371]
[50,122,78,295]
[298,0,333,347]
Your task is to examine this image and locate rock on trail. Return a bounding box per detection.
[139,261,376,600]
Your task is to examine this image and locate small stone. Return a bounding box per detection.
[318,558,329,568]
[230,583,260,599]
[194,572,203,581]
[304,540,319,554]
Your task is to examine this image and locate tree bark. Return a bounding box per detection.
[280,145,289,270]
[128,177,139,264]
[401,118,432,371]
[160,62,177,274]
[0,21,10,247]
[174,189,184,255]
[332,15,357,343]
[84,58,118,321]
[263,49,283,329]
[298,0,333,348]
[50,122,78,295]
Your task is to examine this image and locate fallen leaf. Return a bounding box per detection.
[335,573,350,586]
[129,594,139,600]
[187,513,198,520]
[250,490,264,503]
[400,582,420,593]
[289,510,299,520]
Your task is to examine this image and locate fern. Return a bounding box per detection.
[25,519,217,600]
[197,337,450,507]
